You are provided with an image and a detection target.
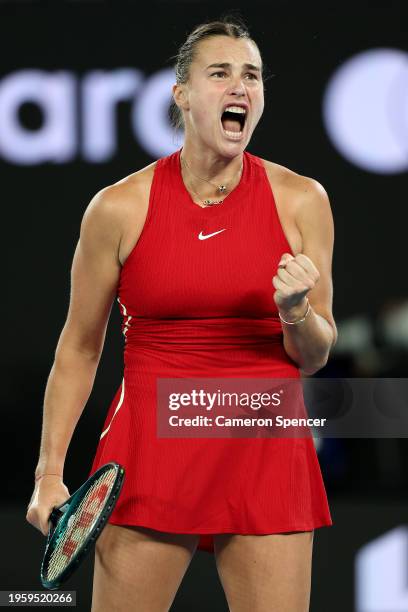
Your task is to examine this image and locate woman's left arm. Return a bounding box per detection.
[272,178,338,375]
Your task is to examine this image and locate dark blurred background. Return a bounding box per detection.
[1,1,407,610]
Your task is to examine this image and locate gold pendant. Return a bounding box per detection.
[204,199,223,206]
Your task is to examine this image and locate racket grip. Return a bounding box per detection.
[47,505,66,540]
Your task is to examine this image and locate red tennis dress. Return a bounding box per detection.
[89,147,332,553]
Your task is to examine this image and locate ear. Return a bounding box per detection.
[172,83,189,111]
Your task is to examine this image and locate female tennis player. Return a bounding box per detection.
[26,16,337,612]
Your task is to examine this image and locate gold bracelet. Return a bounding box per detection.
[35,472,63,482]
[278,298,311,325]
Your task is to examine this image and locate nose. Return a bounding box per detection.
[227,73,246,96]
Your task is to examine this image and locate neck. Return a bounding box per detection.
[180,145,244,204]
[180,142,243,181]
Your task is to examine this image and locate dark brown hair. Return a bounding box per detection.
[168,15,264,131]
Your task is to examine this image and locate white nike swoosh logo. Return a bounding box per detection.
[198,229,227,240]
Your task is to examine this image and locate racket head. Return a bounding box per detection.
[40,462,125,590]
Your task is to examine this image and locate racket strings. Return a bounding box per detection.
[44,468,117,581]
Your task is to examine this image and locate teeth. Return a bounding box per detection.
[224,106,246,114]
[223,129,243,139]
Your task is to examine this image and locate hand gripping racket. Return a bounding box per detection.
[40,462,125,590]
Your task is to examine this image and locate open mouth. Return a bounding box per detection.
[220,106,247,139]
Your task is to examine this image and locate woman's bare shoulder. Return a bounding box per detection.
[258,156,326,200]
[89,160,157,227]
[80,161,158,266]
[258,156,332,234]
[99,160,158,204]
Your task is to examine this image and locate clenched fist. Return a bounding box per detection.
[26,476,70,537]
[272,253,320,313]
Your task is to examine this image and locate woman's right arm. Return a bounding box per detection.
[26,185,124,535]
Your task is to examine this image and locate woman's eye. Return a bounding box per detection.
[211,71,258,80]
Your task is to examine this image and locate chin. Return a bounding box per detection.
[218,137,250,158]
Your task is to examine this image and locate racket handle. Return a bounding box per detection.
[47,504,67,540]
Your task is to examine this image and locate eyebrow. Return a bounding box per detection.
[206,62,262,72]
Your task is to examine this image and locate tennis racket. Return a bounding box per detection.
[40,462,125,590]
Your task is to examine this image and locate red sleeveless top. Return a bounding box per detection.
[89,147,332,553]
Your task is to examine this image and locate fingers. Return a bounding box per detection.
[26,506,52,536]
[272,274,295,298]
[26,481,70,537]
[277,265,312,292]
[277,253,320,287]
[38,517,48,537]
[42,519,52,537]
[295,253,320,283]
[278,253,295,268]
[26,507,42,535]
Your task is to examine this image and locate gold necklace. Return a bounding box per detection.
[189,184,224,207]
[181,155,243,207]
